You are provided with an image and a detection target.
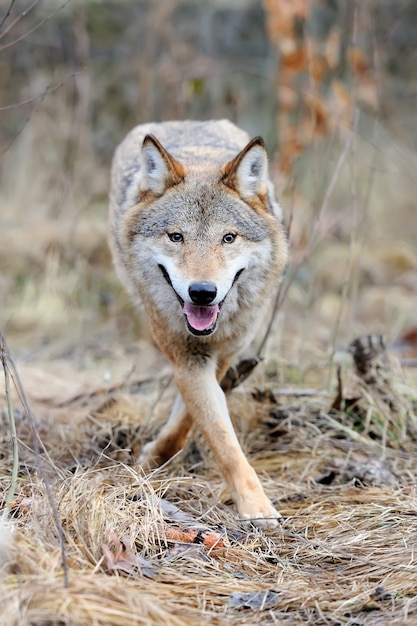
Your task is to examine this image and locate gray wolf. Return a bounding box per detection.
[108,120,288,528]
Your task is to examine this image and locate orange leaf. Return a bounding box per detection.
[102,532,156,577]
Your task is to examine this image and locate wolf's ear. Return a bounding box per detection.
[141,134,185,195]
[222,137,268,200]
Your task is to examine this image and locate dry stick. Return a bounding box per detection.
[0,72,79,112]
[143,374,174,429]
[327,2,361,383]
[256,174,296,358]
[0,336,19,522]
[1,72,80,157]
[0,334,69,587]
[272,387,329,397]
[325,110,360,392]
[0,0,69,51]
[258,122,357,360]
[0,0,18,32]
[329,6,383,391]
[0,0,36,38]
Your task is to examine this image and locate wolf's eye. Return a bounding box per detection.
[222,233,237,244]
[168,232,184,243]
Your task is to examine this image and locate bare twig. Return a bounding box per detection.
[258,121,357,358]
[0,335,19,522]
[1,72,79,156]
[257,176,297,358]
[272,387,329,397]
[0,0,38,40]
[0,0,17,32]
[0,1,69,52]
[0,333,69,587]
[0,72,79,112]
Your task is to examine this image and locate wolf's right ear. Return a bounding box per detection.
[141,134,185,195]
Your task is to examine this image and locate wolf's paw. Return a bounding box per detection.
[238,501,283,530]
[137,441,161,470]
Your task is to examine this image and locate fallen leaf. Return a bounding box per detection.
[314,470,337,486]
[220,358,262,393]
[371,587,393,602]
[102,532,156,578]
[342,458,397,487]
[1,496,33,517]
[348,335,386,380]
[163,542,208,562]
[228,590,282,610]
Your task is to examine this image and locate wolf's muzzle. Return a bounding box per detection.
[158,263,245,337]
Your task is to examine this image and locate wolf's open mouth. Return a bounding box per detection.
[183,302,220,336]
[158,264,244,337]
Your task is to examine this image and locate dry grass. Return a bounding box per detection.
[1,346,417,625]
[1,49,417,626]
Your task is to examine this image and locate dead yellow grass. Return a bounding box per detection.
[1,349,417,625]
[1,78,417,626]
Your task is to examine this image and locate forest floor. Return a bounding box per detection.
[1,123,417,625]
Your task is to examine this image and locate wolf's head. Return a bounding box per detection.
[121,133,288,338]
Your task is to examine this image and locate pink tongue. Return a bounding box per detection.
[183,302,219,331]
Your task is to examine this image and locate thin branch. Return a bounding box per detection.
[0,336,19,523]
[256,175,297,358]
[1,72,79,156]
[258,120,357,358]
[0,0,69,51]
[288,122,356,279]
[0,0,17,32]
[272,388,330,397]
[0,333,69,588]
[0,72,78,112]
[0,0,38,40]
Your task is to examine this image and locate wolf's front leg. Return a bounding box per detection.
[174,361,282,529]
[138,394,193,468]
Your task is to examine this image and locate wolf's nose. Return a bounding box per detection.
[188,282,217,305]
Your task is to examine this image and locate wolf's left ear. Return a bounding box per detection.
[141,134,185,195]
[222,137,268,200]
